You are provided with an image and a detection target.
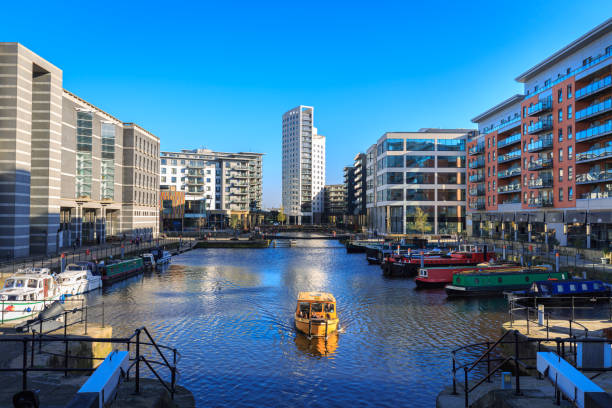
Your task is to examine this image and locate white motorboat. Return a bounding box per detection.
[57,263,102,296]
[155,250,172,266]
[0,268,61,323]
[141,253,156,268]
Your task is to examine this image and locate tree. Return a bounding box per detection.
[277,206,286,225]
[229,215,240,233]
[409,207,432,237]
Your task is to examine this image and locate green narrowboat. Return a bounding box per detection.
[100,258,144,285]
[445,267,567,297]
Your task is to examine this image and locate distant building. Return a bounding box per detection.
[160,188,185,232]
[366,129,473,236]
[159,149,263,230]
[353,153,367,227]
[0,42,160,257]
[282,106,326,224]
[324,184,347,224]
[344,166,356,216]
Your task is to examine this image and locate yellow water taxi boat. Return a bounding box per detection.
[294,291,339,338]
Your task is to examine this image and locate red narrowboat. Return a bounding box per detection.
[382,244,496,277]
[414,263,521,288]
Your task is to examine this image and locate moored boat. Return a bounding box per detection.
[383,244,495,277]
[445,267,566,298]
[0,268,61,323]
[58,263,102,296]
[294,292,339,338]
[99,257,144,285]
[414,263,522,288]
[508,279,611,305]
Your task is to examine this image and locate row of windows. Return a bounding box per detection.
[378,138,465,153]
[378,188,465,202]
[377,155,466,169]
[376,172,465,185]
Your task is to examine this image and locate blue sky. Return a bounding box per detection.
[2,1,611,208]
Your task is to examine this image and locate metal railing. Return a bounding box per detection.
[575,75,612,100]
[576,98,612,121]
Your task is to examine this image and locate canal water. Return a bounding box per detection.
[92,239,511,407]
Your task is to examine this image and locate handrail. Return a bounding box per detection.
[467,330,512,372]
[469,356,513,393]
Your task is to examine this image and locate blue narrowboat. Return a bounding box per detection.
[510,279,611,304]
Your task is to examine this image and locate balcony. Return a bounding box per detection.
[576,120,612,142]
[527,157,553,171]
[469,201,485,210]
[482,116,521,135]
[575,145,612,164]
[501,196,521,205]
[528,177,553,189]
[468,184,485,197]
[498,149,521,163]
[576,98,612,121]
[497,133,521,149]
[468,144,485,156]
[498,166,521,179]
[528,119,553,134]
[528,197,554,207]
[468,158,485,169]
[498,183,521,194]
[527,136,553,152]
[527,99,552,116]
[575,76,612,100]
[469,173,484,183]
[576,170,612,185]
[580,190,612,200]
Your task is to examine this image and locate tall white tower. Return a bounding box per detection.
[282,106,326,224]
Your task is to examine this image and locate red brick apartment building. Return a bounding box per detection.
[467,18,612,249]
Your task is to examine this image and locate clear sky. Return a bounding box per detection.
[2,1,611,208]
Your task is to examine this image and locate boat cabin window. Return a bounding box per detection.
[582,284,588,291]
[298,302,310,318]
[540,285,549,292]
[28,279,37,288]
[420,269,427,277]
[14,279,25,288]
[4,279,14,288]
[311,303,323,313]
[569,284,576,291]
[557,285,564,292]
[594,283,601,289]
[324,303,334,313]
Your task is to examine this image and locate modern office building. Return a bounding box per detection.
[0,43,160,257]
[281,105,326,224]
[160,188,185,232]
[365,129,471,236]
[324,184,347,223]
[343,165,356,215]
[467,18,612,249]
[353,152,367,227]
[159,148,263,230]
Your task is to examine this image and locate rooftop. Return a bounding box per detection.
[471,94,525,123]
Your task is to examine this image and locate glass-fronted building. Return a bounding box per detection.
[365,129,473,236]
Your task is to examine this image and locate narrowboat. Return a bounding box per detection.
[346,241,368,253]
[508,280,611,305]
[0,268,61,323]
[414,263,522,288]
[295,292,339,338]
[99,257,144,285]
[367,242,424,265]
[383,244,495,277]
[445,267,566,298]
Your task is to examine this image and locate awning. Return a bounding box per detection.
[529,212,545,223]
[565,210,586,224]
[545,211,563,223]
[516,212,530,223]
[587,211,612,224]
[502,212,515,222]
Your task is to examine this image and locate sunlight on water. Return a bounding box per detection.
[87,239,510,407]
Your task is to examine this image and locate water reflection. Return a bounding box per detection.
[294,332,339,357]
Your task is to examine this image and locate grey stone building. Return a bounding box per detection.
[0,43,159,257]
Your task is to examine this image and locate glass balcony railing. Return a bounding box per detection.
[468,144,485,156]
[527,157,553,170]
[528,197,554,207]
[580,190,612,200]
[528,177,553,188]
[527,119,553,134]
[497,133,521,149]
[469,201,485,210]
[498,167,521,178]
[469,174,484,183]
[576,120,612,142]
[468,158,485,169]
[575,75,612,100]
[575,145,612,163]
[527,99,552,116]
[576,98,612,121]
[482,116,521,135]
[527,136,553,152]
[501,196,521,205]
[498,183,521,194]
[498,149,522,163]
[576,170,612,184]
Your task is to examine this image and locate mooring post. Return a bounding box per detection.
[514,330,521,395]
[135,329,141,394]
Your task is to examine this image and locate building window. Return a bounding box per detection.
[558,148,563,162]
[568,187,573,201]
[558,109,563,123]
[568,166,573,181]
[567,105,572,119]
[405,139,435,151]
[559,188,563,202]
[568,126,572,139]
[567,84,572,99]
[406,172,435,184]
[101,123,115,200]
[383,139,404,151]
[523,107,526,118]
[558,129,563,142]
[568,146,573,160]
[559,168,563,182]
[76,111,93,199]
[437,155,465,168]
[557,89,562,103]
[405,155,435,168]
[438,139,465,151]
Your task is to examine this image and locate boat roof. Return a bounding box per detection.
[457,266,553,277]
[297,291,336,303]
